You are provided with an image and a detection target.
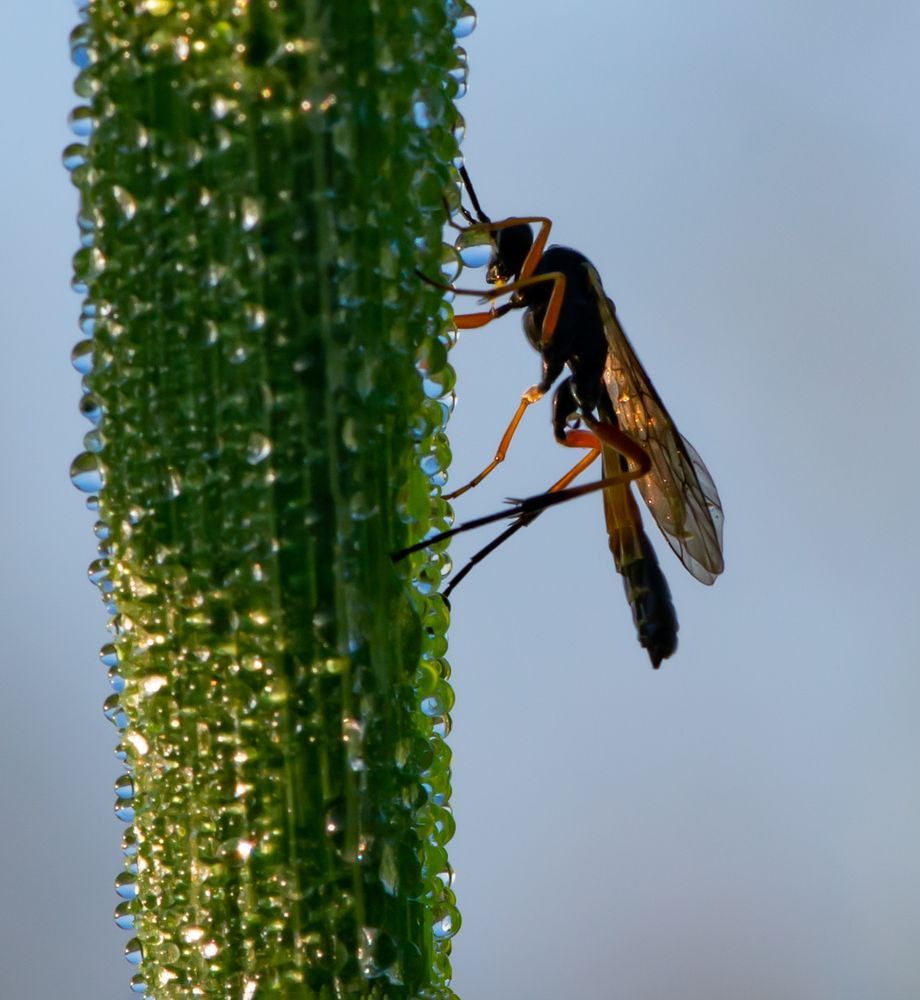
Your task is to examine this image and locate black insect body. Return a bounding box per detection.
[522,247,611,418]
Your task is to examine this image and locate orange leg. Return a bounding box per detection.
[448,270,566,344]
[445,384,546,500]
[510,417,652,522]
[583,415,651,479]
[395,421,652,598]
[437,426,602,598]
[454,299,516,329]
[545,420,652,503]
[445,407,650,514]
[547,427,602,493]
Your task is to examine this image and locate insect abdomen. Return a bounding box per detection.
[617,529,679,669]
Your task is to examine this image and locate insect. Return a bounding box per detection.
[398,166,724,667]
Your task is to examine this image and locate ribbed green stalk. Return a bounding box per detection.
[67,2,472,995]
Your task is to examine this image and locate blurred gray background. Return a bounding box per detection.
[4,3,919,997]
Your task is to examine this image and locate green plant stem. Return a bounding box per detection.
[69,1,468,995]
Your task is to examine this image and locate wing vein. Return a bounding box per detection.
[585,263,724,584]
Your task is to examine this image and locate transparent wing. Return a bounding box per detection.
[586,263,724,585]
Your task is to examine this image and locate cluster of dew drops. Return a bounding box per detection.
[65,0,478,993]
[393,0,481,973]
[65,0,145,978]
[413,3,487,602]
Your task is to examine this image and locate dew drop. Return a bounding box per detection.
[420,454,442,477]
[79,392,103,425]
[122,829,138,857]
[77,211,96,239]
[413,100,431,129]
[341,417,360,452]
[211,94,231,119]
[89,246,107,275]
[439,244,461,282]
[460,243,492,267]
[114,871,138,900]
[114,800,136,823]
[142,675,168,696]
[379,843,399,896]
[83,427,104,454]
[240,196,262,231]
[422,376,444,400]
[244,303,267,331]
[317,656,349,675]
[114,774,134,800]
[86,559,112,594]
[125,937,143,965]
[453,117,467,151]
[342,716,366,772]
[453,3,477,37]
[70,452,105,493]
[449,49,469,99]
[349,492,377,522]
[125,731,150,757]
[164,467,182,498]
[112,185,138,221]
[324,802,344,836]
[69,24,94,67]
[140,0,173,14]
[245,432,272,465]
[103,694,128,730]
[99,643,119,668]
[456,230,493,268]
[114,901,135,930]
[71,339,93,375]
[87,558,110,588]
[68,105,95,138]
[420,695,445,717]
[62,143,88,173]
[432,907,458,940]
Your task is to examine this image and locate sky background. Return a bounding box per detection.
[4,3,920,998]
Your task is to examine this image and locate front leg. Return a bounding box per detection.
[453,299,517,329]
[419,268,566,341]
